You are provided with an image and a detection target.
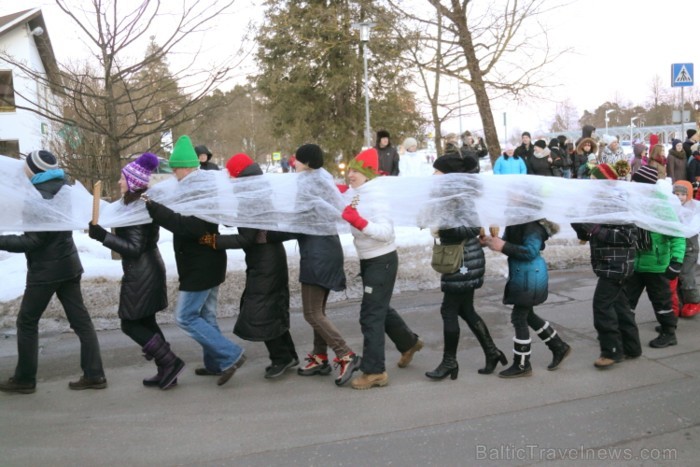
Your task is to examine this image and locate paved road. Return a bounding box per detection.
[0,268,698,466]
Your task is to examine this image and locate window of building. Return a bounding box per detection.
[0,140,20,159]
[0,71,16,112]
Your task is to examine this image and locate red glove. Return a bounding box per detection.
[336,184,349,193]
[342,205,368,231]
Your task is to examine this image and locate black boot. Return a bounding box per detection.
[426,330,459,380]
[468,319,507,374]
[142,366,178,388]
[425,354,459,380]
[143,334,185,390]
[498,339,532,378]
[536,322,571,370]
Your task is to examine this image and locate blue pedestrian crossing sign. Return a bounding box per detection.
[671,63,694,87]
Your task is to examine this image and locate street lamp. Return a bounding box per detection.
[630,116,639,142]
[605,109,614,135]
[352,21,376,149]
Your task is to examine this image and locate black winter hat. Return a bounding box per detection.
[433,154,477,174]
[534,139,547,149]
[376,130,390,139]
[521,131,531,138]
[295,143,324,169]
[631,165,658,184]
[688,129,698,139]
[25,150,58,175]
[548,138,559,148]
[194,145,213,161]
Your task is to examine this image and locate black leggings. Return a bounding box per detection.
[510,305,547,341]
[440,289,481,333]
[121,315,163,347]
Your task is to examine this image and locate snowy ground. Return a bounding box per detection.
[0,223,588,333]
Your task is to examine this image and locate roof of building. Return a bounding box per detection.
[0,8,60,86]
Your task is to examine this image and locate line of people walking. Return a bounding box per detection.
[2,130,696,394]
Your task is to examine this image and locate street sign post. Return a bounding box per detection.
[671,63,694,137]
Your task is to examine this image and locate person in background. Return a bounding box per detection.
[375,130,400,176]
[195,145,220,171]
[575,138,598,179]
[630,144,647,176]
[288,154,297,172]
[683,129,699,159]
[0,150,106,394]
[648,144,667,180]
[341,148,423,390]
[399,137,430,177]
[600,136,625,166]
[425,153,507,381]
[200,153,299,379]
[626,166,685,349]
[88,153,183,390]
[145,135,246,386]
[280,155,290,173]
[548,138,567,177]
[557,135,572,178]
[514,132,534,169]
[460,131,485,173]
[528,140,553,176]
[666,139,688,183]
[493,144,527,175]
[575,124,596,148]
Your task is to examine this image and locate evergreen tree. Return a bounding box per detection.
[255,0,423,168]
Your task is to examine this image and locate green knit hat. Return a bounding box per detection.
[169,135,199,168]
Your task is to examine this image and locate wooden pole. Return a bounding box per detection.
[92,181,102,224]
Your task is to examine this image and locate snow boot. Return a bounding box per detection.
[535,321,571,370]
[143,334,185,390]
[498,338,532,378]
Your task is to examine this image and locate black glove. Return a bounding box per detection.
[144,198,158,217]
[664,261,682,280]
[438,227,462,243]
[88,222,107,242]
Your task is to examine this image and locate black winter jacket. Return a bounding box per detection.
[377,145,400,176]
[0,178,83,285]
[571,223,637,281]
[217,227,291,341]
[101,222,168,320]
[438,226,485,293]
[146,201,226,291]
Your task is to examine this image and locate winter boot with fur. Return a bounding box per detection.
[499,338,532,378]
[535,321,571,370]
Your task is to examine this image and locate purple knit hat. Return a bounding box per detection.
[122,153,159,192]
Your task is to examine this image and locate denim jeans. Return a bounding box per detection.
[175,287,244,371]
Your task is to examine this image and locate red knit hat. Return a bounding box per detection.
[348,148,380,179]
[590,163,617,180]
[226,153,254,178]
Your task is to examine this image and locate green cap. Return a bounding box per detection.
[169,135,199,168]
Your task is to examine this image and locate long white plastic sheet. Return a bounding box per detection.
[0,155,697,237]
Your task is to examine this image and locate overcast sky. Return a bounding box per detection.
[2,0,697,139]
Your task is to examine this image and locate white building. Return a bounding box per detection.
[0,8,59,158]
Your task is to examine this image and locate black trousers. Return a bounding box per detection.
[593,277,641,359]
[15,276,104,384]
[359,251,417,374]
[121,315,163,347]
[440,289,481,333]
[510,305,547,341]
[626,272,678,331]
[264,331,298,364]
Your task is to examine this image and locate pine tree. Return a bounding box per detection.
[255,0,423,168]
